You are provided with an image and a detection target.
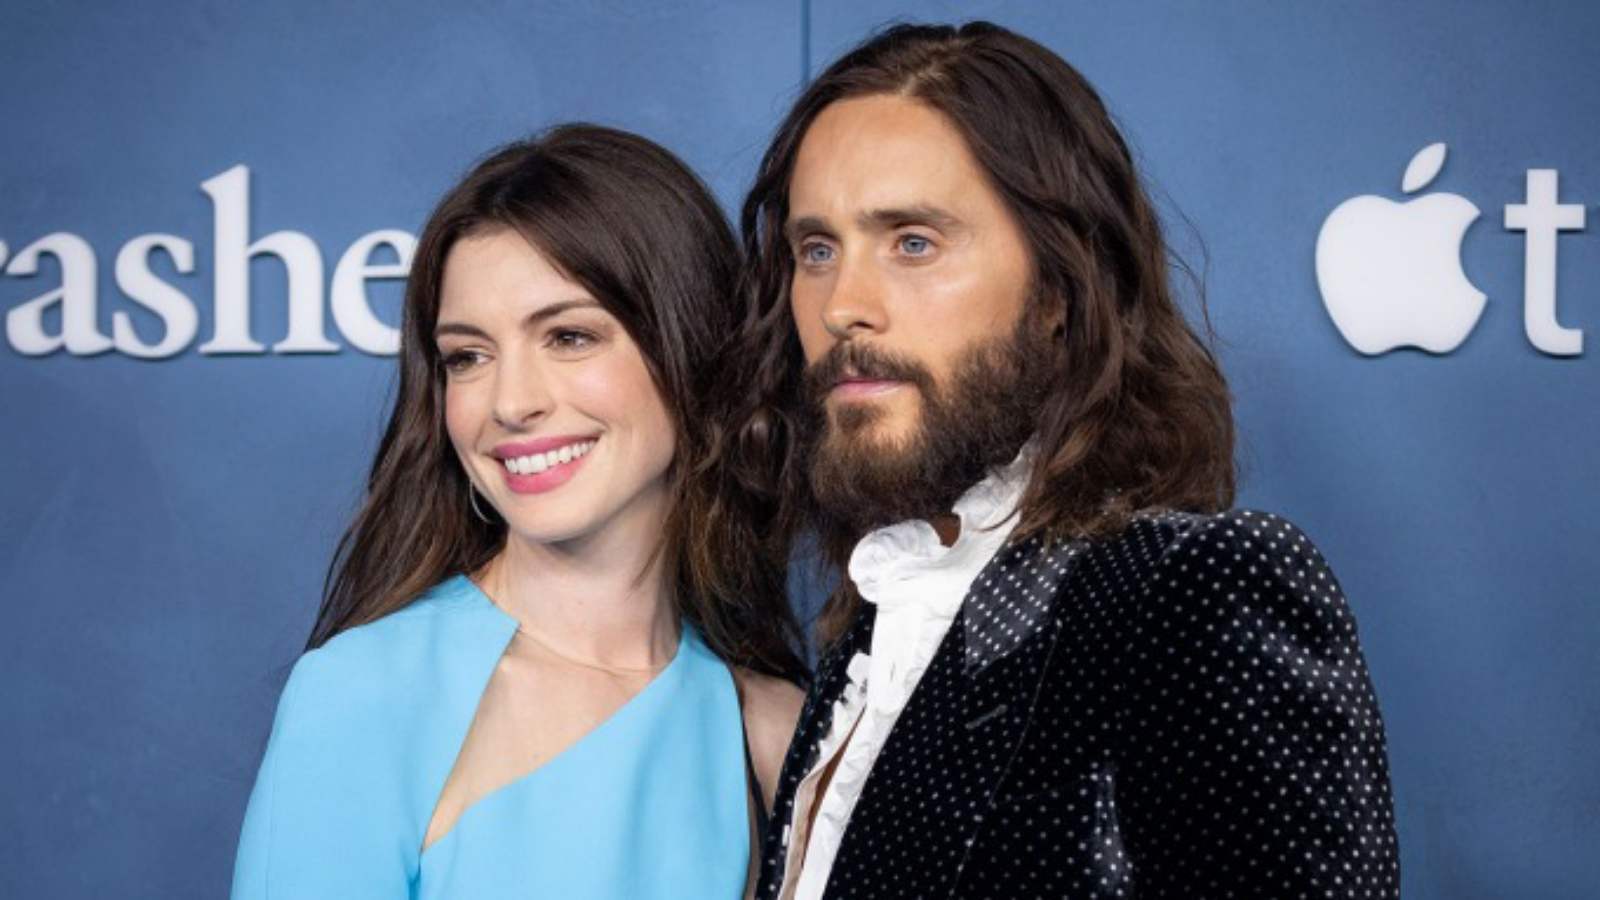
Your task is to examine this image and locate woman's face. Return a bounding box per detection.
[435,228,676,547]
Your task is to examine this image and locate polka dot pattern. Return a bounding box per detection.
[757,509,1399,899]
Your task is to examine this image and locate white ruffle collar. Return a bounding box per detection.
[846,447,1033,610]
[789,448,1034,900]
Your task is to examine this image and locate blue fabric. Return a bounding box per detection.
[231,575,749,899]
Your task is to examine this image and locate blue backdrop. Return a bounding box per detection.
[2,2,1595,897]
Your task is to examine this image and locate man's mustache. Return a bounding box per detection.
[801,341,935,407]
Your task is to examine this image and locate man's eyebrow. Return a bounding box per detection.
[858,205,962,231]
[784,206,964,244]
[784,215,830,245]
[434,298,600,340]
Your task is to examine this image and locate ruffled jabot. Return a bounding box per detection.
[787,448,1031,900]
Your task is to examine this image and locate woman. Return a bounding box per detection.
[232,125,807,899]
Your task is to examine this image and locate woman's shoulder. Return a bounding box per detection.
[281,575,513,731]
[233,577,502,898]
[304,575,503,664]
[732,667,805,810]
[240,575,515,833]
[733,668,805,730]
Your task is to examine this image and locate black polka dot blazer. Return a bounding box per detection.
[757,510,1400,899]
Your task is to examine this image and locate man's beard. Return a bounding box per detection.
[798,309,1055,537]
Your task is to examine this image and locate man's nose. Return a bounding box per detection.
[820,254,889,341]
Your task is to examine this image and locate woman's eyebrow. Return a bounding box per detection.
[434,298,601,340]
[523,298,602,327]
[434,321,489,340]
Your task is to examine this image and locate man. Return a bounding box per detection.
[732,21,1400,900]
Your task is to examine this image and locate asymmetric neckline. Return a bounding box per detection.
[231,572,750,900]
[420,575,691,859]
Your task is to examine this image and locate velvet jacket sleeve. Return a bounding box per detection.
[1117,511,1400,898]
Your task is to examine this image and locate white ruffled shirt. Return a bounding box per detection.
[781,452,1030,900]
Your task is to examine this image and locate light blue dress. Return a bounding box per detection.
[231,575,749,899]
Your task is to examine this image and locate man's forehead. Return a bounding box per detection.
[787,97,977,223]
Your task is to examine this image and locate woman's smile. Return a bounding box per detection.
[492,436,599,495]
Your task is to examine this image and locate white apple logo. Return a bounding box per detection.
[1315,143,1486,354]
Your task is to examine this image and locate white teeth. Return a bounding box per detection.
[501,440,596,476]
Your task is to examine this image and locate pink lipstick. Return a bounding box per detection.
[491,435,599,495]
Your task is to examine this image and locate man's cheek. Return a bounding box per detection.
[792,317,831,364]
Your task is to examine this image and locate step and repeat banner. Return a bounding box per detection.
[3,1,1595,897]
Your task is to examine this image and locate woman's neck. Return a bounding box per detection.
[478,496,678,671]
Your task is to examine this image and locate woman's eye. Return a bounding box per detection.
[898,234,934,256]
[549,329,598,352]
[440,349,483,374]
[799,242,835,265]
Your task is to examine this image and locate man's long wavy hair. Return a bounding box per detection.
[734,22,1237,643]
[307,125,807,683]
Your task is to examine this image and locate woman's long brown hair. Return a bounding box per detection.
[733,22,1238,643]
[307,125,807,683]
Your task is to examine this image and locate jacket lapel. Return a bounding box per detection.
[961,533,1088,676]
[813,538,1089,896]
[755,605,875,899]
[790,607,874,776]
[947,536,1089,882]
[768,538,1092,898]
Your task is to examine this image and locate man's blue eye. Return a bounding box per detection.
[900,235,932,255]
[802,243,833,264]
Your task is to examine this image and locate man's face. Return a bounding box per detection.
[785,93,1045,529]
